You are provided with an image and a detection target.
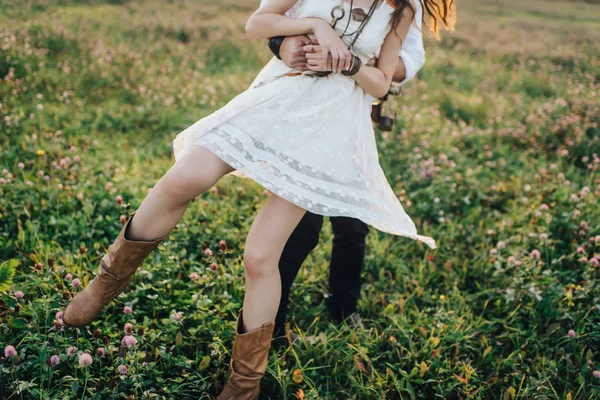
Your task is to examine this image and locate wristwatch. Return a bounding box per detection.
[268,36,286,60]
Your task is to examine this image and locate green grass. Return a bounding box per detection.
[1,0,600,398]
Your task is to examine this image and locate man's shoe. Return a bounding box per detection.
[272,329,301,349]
[346,312,366,330]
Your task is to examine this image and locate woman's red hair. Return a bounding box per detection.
[387,0,456,39]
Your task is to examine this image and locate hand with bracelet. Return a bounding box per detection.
[270,37,404,80]
[303,43,362,76]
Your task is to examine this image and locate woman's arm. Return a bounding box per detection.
[305,1,416,98]
[245,0,317,40]
[352,3,416,98]
[246,0,351,72]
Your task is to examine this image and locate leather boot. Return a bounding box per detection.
[63,212,164,327]
[217,309,275,400]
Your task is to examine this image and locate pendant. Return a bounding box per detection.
[351,8,368,22]
[330,5,345,28]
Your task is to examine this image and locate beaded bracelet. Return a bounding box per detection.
[342,55,362,76]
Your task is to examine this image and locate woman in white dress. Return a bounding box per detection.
[62,0,455,397]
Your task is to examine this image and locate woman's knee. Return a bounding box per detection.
[243,246,278,280]
[156,168,205,204]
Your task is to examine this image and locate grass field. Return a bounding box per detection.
[1,0,600,398]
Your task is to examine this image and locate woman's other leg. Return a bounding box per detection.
[217,195,306,399]
[127,146,234,241]
[242,195,307,332]
[274,212,324,338]
[63,145,234,327]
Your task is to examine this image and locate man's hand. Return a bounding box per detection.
[280,35,314,71]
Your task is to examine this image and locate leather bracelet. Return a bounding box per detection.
[268,36,286,60]
[342,55,362,76]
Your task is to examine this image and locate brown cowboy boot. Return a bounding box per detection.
[63,212,164,327]
[217,309,275,400]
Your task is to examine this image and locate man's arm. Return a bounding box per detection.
[393,2,426,85]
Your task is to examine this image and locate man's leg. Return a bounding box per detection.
[274,212,324,338]
[326,217,369,322]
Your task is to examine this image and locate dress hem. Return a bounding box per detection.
[188,142,437,250]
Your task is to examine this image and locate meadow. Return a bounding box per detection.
[1,0,599,398]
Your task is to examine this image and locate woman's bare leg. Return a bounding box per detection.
[127,146,234,241]
[242,195,307,332]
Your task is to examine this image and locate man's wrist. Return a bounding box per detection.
[268,36,286,60]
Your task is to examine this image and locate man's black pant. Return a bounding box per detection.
[274,212,369,336]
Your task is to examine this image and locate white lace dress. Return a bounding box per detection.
[173,0,436,249]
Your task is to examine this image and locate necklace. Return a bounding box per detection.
[330,0,379,50]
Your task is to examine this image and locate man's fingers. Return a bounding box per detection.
[302,44,321,53]
[300,35,312,46]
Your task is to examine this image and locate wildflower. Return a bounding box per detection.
[219,240,227,251]
[590,258,599,267]
[580,257,588,263]
[189,272,199,280]
[76,192,83,200]
[122,335,138,347]
[174,312,183,321]
[4,345,17,358]
[118,364,128,375]
[78,353,92,366]
[210,186,218,195]
[530,249,541,259]
[55,311,64,320]
[567,330,576,339]
[14,291,24,300]
[97,347,105,357]
[17,162,24,169]
[124,323,133,334]
[210,263,218,272]
[293,369,304,384]
[539,233,548,241]
[204,248,213,256]
[497,241,506,249]
[142,361,147,367]
[577,247,585,254]
[116,195,123,205]
[36,150,45,156]
[594,371,600,379]
[540,204,549,211]
[50,355,60,366]
[72,278,81,288]
[67,346,77,356]
[123,306,133,315]
[120,215,127,224]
